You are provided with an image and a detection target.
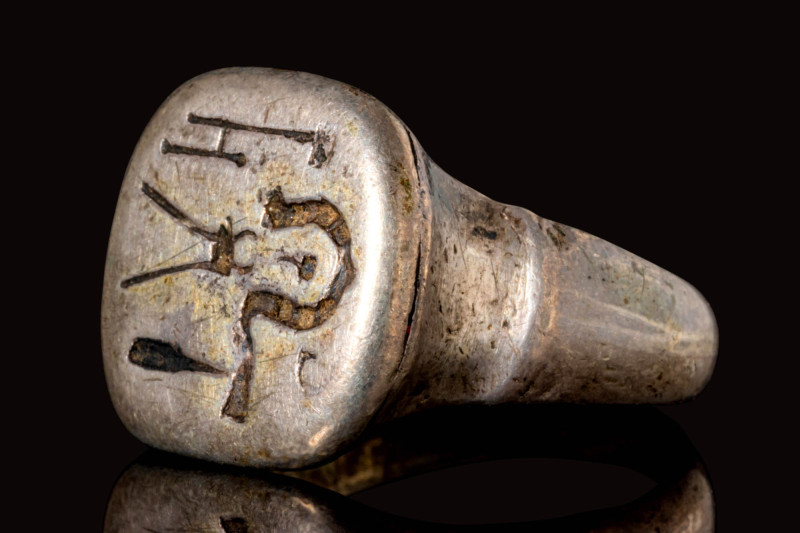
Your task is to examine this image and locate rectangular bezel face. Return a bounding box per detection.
[102,68,422,467]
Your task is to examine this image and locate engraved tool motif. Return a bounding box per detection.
[122,183,355,422]
[161,113,331,168]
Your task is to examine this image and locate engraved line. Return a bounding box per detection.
[297,349,317,393]
[161,138,246,167]
[121,261,214,288]
[188,113,316,143]
[147,241,203,270]
[121,184,255,288]
[141,182,217,240]
[161,113,330,168]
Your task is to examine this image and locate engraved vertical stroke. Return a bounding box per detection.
[222,187,355,421]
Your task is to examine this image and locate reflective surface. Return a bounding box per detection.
[104,406,713,531]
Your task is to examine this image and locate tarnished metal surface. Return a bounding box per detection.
[102,68,718,468]
[387,161,716,420]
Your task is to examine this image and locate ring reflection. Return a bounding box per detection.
[104,405,712,532]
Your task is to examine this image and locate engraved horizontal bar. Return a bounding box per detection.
[160,139,246,167]
[187,113,315,143]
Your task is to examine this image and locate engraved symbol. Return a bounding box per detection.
[128,338,226,374]
[123,183,355,422]
[121,183,255,289]
[161,113,332,168]
[297,349,321,396]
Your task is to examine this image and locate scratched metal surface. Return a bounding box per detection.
[385,160,718,419]
[103,68,717,469]
[102,68,422,468]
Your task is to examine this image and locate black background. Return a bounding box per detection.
[26,14,792,531]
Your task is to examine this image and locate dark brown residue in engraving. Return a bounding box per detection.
[297,350,317,392]
[546,223,569,250]
[122,185,355,422]
[222,187,356,420]
[188,114,314,142]
[472,226,498,240]
[235,188,354,333]
[129,338,225,374]
[121,183,255,288]
[161,138,246,167]
[279,254,317,281]
[221,357,254,423]
[161,113,330,168]
[308,131,330,168]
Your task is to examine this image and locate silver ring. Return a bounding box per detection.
[102,67,718,468]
